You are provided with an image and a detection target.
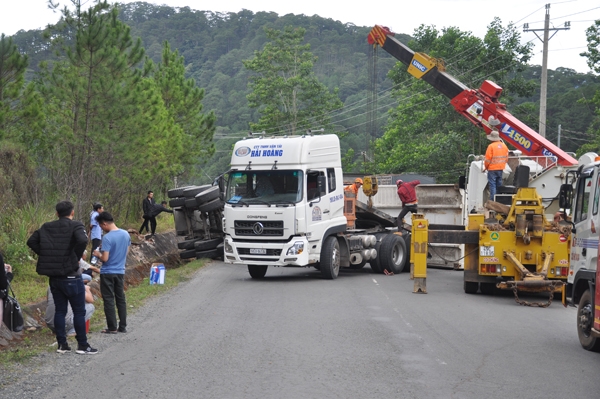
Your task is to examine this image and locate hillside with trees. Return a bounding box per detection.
[4,1,600,201]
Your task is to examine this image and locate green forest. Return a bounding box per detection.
[2,0,600,220]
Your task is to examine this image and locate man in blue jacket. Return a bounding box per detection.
[27,200,98,355]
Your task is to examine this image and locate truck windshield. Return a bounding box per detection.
[226,170,303,205]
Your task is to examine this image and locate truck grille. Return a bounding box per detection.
[234,220,284,236]
[238,248,282,256]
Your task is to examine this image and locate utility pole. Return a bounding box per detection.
[523,4,570,138]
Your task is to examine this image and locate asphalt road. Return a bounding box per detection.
[9,262,600,399]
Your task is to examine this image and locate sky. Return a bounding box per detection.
[1,0,599,73]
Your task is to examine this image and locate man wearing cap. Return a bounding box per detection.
[345,178,363,196]
[483,129,508,201]
[396,179,420,229]
[88,203,103,251]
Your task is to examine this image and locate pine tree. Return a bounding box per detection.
[243,26,342,135]
[39,0,166,217]
[0,34,44,141]
[149,41,216,182]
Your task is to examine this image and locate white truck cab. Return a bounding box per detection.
[221,133,407,280]
[222,134,348,277]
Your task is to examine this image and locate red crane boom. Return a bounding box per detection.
[367,25,577,166]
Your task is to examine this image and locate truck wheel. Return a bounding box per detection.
[464,281,478,294]
[184,198,198,209]
[196,249,219,260]
[183,184,211,198]
[379,234,408,274]
[195,186,220,205]
[248,265,268,279]
[178,238,199,250]
[199,198,223,213]
[320,236,340,279]
[169,197,186,208]
[168,186,193,198]
[577,289,600,352]
[480,282,495,295]
[194,238,222,251]
[370,233,385,274]
[179,249,197,259]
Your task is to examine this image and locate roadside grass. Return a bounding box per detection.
[0,257,208,366]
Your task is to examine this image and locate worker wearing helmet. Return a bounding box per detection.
[344,177,363,196]
[396,179,420,229]
[483,129,508,201]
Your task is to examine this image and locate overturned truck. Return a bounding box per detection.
[168,185,224,260]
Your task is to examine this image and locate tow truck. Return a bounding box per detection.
[367,25,577,303]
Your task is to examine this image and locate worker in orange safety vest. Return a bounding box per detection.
[483,129,509,201]
[344,177,363,196]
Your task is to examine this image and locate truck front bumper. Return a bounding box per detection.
[222,236,312,266]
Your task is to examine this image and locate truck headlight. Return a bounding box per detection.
[286,241,304,255]
[224,240,233,254]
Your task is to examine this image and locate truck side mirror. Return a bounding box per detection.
[558,183,573,210]
[458,175,465,190]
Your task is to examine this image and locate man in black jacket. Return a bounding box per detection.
[27,201,98,355]
[139,190,156,235]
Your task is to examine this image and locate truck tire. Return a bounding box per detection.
[199,198,223,213]
[184,198,198,209]
[179,249,197,259]
[479,282,495,295]
[464,281,478,294]
[369,233,385,274]
[195,248,219,260]
[320,236,340,279]
[195,186,220,205]
[169,197,186,208]
[178,238,199,250]
[183,185,211,198]
[379,233,408,274]
[577,289,600,352]
[216,242,224,260]
[168,186,193,198]
[248,265,268,279]
[194,238,221,251]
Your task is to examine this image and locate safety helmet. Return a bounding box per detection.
[355,178,363,184]
[396,179,403,187]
